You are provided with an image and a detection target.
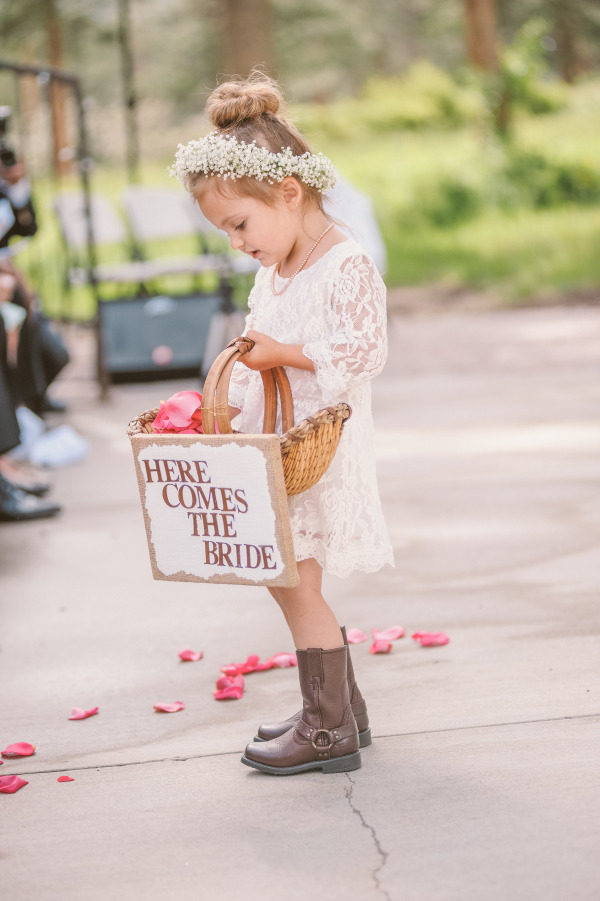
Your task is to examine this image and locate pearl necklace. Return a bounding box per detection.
[271,223,334,296]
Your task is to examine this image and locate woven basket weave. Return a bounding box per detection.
[127,336,351,497]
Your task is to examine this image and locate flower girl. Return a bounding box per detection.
[172,73,393,775]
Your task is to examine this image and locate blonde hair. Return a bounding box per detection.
[191,71,326,211]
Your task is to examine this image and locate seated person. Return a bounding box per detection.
[0,274,61,521]
[1,156,69,414]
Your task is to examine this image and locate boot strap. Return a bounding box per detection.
[297,720,358,751]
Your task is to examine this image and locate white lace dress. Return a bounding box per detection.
[228,238,394,579]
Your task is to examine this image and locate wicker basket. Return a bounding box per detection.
[127,336,351,496]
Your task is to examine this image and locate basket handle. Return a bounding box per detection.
[201,336,295,436]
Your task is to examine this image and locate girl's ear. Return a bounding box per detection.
[280,176,303,210]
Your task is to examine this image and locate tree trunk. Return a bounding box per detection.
[553,2,580,83]
[221,0,275,77]
[44,0,71,176]
[464,0,499,71]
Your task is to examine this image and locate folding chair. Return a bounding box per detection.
[122,185,259,279]
[121,185,225,279]
[53,192,158,293]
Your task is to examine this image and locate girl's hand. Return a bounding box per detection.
[242,330,284,371]
[241,330,315,373]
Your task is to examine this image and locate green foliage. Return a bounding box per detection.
[293,101,358,142]
[295,55,567,143]
[414,176,483,228]
[504,150,600,207]
[360,63,484,130]
[294,62,485,139]
[384,206,600,300]
[402,147,600,231]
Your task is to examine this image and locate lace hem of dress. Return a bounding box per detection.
[292,533,395,580]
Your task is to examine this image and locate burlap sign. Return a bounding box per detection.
[130,432,299,587]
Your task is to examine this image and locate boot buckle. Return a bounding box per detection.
[311,729,334,751]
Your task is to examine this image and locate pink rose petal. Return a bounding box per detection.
[0,775,29,794]
[220,654,272,676]
[57,775,75,783]
[166,392,202,428]
[372,626,405,642]
[152,391,203,433]
[369,639,392,654]
[154,701,185,713]
[214,674,244,700]
[268,653,298,668]
[346,628,367,644]
[179,648,203,662]
[412,632,450,647]
[68,707,99,720]
[152,406,171,430]
[1,742,35,758]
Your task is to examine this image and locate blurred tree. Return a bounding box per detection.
[2,0,600,163]
[0,0,72,174]
[552,2,580,83]
[45,0,71,176]
[546,0,600,82]
[221,0,275,76]
[274,0,466,99]
[497,0,600,81]
[484,17,557,140]
[463,0,499,71]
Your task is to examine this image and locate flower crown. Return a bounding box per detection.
[170,131,336,193]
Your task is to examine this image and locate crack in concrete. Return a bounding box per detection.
[10,750,241,777]
[10,712,599,777]
[345,772,392,901]
[373,710,600,742]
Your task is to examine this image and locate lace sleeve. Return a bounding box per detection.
[303,253,387,396]
[227,286,256,413]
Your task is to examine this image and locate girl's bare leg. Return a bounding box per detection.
[267,586,290,627]
[268,558,343,650]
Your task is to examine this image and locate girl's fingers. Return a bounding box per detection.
[242,330,281,370]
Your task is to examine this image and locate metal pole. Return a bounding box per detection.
[70,79,109,397]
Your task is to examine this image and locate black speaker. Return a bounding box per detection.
[99,292,222,382]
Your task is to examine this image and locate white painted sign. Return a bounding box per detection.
[131,433,299,587]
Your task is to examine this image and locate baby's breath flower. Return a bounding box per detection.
[170,132,336,193]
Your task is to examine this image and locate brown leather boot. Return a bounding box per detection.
[254,626,372,747]
[241,645,361,775]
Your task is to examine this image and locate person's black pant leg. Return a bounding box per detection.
[0,318,21,455]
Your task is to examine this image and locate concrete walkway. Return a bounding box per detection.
[1,306,599,901]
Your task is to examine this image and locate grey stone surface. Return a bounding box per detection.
[1,306,599,899]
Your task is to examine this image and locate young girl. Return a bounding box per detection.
[172,73,394,776]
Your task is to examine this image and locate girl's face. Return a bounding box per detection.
[195,182,299,268]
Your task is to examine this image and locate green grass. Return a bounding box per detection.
[11,79,600,319]
[315,93,600,302]
[384,206,600,298]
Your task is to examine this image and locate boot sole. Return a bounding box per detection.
[253,726,372,749]
[241,750,361,776]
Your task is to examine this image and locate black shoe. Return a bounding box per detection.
[6,477,51,497]
[0,473,61,522]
